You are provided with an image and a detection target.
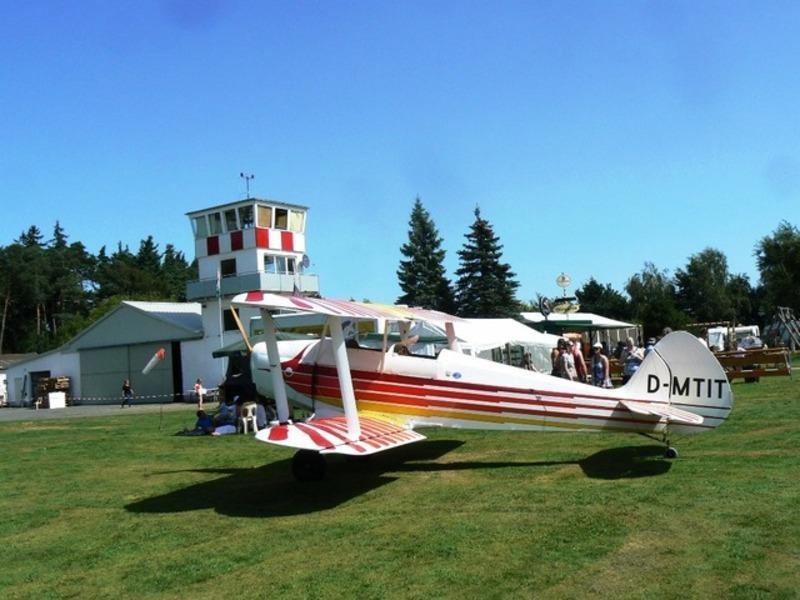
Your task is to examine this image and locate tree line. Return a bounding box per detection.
[0,223,196,353]
[397,198,800,338]
[2,204,797,354]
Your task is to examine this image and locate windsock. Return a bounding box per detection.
[142,348,166,375]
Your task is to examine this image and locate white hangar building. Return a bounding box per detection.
[5,197,320,406]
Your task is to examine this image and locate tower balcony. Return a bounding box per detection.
[186,271,320,301]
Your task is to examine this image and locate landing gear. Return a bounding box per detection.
[292,450,327,482]
[661,425,679,459]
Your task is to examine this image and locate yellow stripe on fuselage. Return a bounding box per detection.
[307,394,651,434]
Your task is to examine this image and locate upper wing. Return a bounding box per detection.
[255,413,426,456]
[232,291,464,324]
[620,399,704,425]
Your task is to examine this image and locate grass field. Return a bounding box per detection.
[2,373,799,599]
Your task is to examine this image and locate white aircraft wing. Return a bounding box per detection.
[232,291,465,323]
[235,292,443,454]
[255,414,426,456]
[620,400,704,426]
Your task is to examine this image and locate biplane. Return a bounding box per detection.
[230,292,733,481]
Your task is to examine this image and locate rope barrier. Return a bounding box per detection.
[60,388,221,404]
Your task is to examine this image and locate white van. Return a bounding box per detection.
[707,325,762,351]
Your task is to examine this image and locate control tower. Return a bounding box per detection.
[185,198,320,357]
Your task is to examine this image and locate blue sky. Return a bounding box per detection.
[2,1,798,303]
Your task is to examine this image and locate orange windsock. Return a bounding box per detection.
[142,348,166,375]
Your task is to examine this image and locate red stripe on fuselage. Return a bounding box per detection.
[284,359,729,416]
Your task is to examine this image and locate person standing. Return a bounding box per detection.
[591,342,610,387]
[554,339,578,381]
[120,379,134,408]
[620,338,644,384]
[570,338,588,382]
[194,378,205,409]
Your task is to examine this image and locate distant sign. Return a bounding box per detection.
[556,273,571,289]
[539,297,552,318]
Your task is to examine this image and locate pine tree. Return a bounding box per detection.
[454,207,520,318]
[17,225,44,247]
[396,197,455,312]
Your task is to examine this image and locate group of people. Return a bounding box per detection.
[183,382,275,437]
[550,335,656,388]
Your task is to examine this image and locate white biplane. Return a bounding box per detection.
[230,292,733,481]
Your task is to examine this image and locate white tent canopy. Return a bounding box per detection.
[519,311,641,351]
[520,312,635,329]
[416,318,561,372]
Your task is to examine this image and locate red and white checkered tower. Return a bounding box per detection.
[186,198,320,354]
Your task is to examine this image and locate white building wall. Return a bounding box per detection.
[180,338,226,394]
[198,256,217,280]
[237,251,260,274]
[5,351,81,407]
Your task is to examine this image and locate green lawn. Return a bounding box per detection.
[2,373,799,599]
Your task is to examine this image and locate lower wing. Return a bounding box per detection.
[255,413,426,456]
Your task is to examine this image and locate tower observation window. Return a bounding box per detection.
[264,255,276,273]
[289,211,305,233]
[220,258,237,278]
[224,209,238,232]
[274,208,288,230]
[257,205,272,228]
[209,212,223,235]
[193,216,209,238]
[238,206,254,229]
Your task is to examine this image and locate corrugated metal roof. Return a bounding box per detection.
[124,301,203,333]
[0,354,38,370]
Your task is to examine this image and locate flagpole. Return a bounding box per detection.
[217,266,225,382]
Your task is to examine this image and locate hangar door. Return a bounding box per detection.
[80,343,179,404]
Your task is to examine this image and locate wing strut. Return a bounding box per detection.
[445,321,461,352]
[328,315,361,442]
[260,309,291,424]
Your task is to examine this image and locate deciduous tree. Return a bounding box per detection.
[755,221,800,314]
[626,262,686,338]
[674,248,733,322]
[575,278,631,320]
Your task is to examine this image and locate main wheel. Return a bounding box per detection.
[664,447,679,459]
[292,450,327,481]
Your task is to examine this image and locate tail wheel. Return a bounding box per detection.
[292,450,327,481]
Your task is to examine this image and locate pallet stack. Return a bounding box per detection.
[34,376,71,408]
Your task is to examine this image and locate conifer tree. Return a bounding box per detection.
[396,197,455,312]
[454,207,520,318]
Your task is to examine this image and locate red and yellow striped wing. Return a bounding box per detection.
[254,415,426,456]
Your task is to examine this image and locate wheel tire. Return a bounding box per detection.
[292,450,326,482]
[664,447,679,459]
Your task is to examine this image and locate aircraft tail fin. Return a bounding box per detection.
[622,331,733,431]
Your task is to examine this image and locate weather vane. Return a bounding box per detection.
[240,172,255,198]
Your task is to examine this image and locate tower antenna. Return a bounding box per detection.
[240,172,255,198]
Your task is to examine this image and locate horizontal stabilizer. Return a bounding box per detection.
[620,400,704,425]
[255,415,426,456]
